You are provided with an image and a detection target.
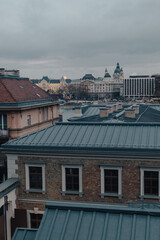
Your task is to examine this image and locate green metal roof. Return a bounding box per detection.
[2,122,160,154]
[12,228,37,240]
[13,201,160,240]
[0,178,19,198]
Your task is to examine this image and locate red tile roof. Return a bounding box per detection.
[0,78,51,103]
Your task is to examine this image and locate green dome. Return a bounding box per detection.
[114,63,121,74]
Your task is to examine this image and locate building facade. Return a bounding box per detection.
[0,75,59,142]
[124,75,155,98]
[72,63,124,100]
[2,122,160,238]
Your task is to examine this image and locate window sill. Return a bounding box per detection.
[25,189,46,194]
[61,191,84,197]
[139,195,160,200]
[100,193,122,199]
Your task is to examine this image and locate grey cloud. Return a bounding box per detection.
[0,0,160,78]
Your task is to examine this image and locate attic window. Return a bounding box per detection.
[33,86,36,89]
[20,86,24,89]
[36,93,41,98]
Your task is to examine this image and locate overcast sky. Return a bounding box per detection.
[1,0,160,79]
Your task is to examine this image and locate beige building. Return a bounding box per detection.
[0,76,59,142]
[31,76,71,94]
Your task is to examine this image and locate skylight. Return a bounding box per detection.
[36,93,41,97]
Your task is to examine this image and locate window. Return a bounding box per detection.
[62,164,83,196]
[29,167,42,189]
[30,213,43,228]
[140,168,160,198]
[0,113,7,130]
[100,166,122,198]
[27,115,31,126]
[25,164,45,192]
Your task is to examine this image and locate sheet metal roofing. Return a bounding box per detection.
[2,122,160,153]
[13,201,160,240]
[12,228,37,240]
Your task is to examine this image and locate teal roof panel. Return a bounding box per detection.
[12,228,37,240]
[3,122,160,153]
[34,202,160,240]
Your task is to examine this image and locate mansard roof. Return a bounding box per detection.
[82,74,95,80]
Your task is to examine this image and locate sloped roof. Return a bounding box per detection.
[2,122,160,154]
[0,77,52,103]
[12,228,37,240]
[13,201,160,240]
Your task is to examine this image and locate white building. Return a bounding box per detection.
[79,63,124,99]
[124,75,155,98]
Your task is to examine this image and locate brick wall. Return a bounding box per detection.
[17,155,160,211]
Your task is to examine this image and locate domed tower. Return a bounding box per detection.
[104,68,111,81]
[113,63,124,81]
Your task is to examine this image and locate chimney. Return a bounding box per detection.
[107,105,113,114]
[132,105,139,114]
[118,103,122,110]
[100,108,109,118]
[125,109,136,118]
[74,107,82,117]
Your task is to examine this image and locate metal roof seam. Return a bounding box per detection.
[115,126,123,147]
[70,125,81,146]
[87,211,96,240]
[45,127,56,145]
[101,213,109,240]
[63,125,76,146]
[85,125,96,146]
[59,210,71,240]
[130,214,136,240]
[73,210,83,240]
[47,209,58,240]
[116,213,123,240]
[145,215,150,240]
[35,208,49,240]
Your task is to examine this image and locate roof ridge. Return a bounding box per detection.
[1,79,17,102]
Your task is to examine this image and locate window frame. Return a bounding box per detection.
[27,209,44,228]
[140,167,160,199]
[25,163,45,193]
[61,164,83,196]
[27,115,31,126]
[100,165,122,198]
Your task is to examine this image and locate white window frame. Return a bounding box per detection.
[25,164,45,193]
[27,209,44,228]
[61,164,83,196]
[140,168,160,198]
[100,166,122,198]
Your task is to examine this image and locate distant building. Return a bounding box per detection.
[30,76,71,93]
[124,75,155,98]
[113,62,124,81]
[71,63,124,99]
[152,74,160,97]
